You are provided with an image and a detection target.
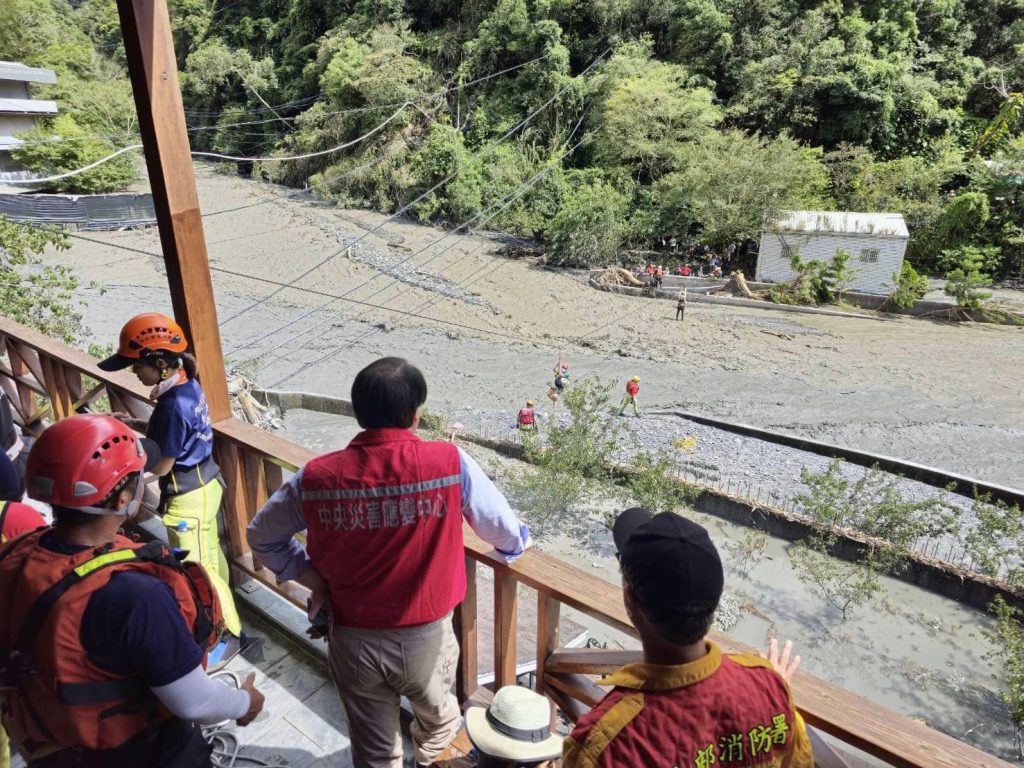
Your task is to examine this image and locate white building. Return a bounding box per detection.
[756,210,909,295]
[0,61,58,172]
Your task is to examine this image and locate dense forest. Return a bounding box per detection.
[2,0,1023,279]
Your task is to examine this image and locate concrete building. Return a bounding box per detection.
[756,210,910,295]
[0,61,58,172]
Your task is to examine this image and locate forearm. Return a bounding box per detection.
[151,666,250,724]
[458,448,528,560]
[246,471,312,582]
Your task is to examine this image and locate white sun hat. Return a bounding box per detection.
[466,686,563,761]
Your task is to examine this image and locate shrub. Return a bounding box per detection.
[887,261,929,309]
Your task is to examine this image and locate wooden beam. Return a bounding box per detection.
[534,592,560,697]
[115,0,231,422]
[493,571,518,689]
[454,557,478,704]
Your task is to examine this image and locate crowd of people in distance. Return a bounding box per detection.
[0,311,813,768]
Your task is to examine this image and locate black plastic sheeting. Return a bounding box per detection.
[0,192,155,230]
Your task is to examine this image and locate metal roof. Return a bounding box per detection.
[0,136,22,151]
[766,210,909,238]
[0,97,58,116]
[0,61,57,85]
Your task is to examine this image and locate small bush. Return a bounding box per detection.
[887,261,929,309]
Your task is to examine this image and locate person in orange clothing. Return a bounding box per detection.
[562,508,814,768]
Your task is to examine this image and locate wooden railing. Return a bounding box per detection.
[0,315,1013,768]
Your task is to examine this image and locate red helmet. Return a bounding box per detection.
[98,312,188,371]
[26,415,153,509]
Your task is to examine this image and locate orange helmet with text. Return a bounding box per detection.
[98,313,189,371]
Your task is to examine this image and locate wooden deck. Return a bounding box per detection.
[226,576,585,767]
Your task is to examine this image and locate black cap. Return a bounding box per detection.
[613,508,724,613]
[97,353,136,372]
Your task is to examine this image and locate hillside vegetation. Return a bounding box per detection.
[4,0,1023,277]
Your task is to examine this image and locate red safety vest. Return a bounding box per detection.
[0,531,222,761]
[300,428,465,628]
[518,408,536,426]
[626,381,639,397]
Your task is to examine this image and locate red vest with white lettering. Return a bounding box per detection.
[300,428,465,628]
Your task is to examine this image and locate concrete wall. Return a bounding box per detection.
[0,81,29,100]
[757,231,908,294]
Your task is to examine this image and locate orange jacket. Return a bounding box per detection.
[0,531,222,761]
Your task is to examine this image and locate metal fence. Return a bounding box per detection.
[0,191,155,230]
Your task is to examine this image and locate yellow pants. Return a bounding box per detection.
[1,725,9,768]
[163,479,241,637]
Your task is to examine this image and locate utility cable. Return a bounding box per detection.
[217,47,610,329]
[227,111,589,361]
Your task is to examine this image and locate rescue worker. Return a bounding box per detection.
[676,287,687,321]
[0,453,47,768]
[618,375,641,417]
[0,414,265,767]
[562,508,813,767]
[548,360,570,403]
[247,357,531,768]
[517,400,538,439]
[98,313,244,660]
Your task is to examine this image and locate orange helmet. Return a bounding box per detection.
[98,312,189,371]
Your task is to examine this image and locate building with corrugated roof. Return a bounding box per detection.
[0,61,58,173]
[756,210,910,295]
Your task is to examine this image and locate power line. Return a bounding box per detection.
[235,126,587,367]
[216,47,611,329]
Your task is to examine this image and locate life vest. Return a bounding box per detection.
[0,530,223,761]
[517,408,536,427]
[300,428,465,629]
[0,500,45,543]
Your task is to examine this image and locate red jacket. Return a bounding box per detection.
[626,380,639,397]
[563,643,813,768]
[0,531,221,761]
[300,429,465,628]
[517,408,536,426]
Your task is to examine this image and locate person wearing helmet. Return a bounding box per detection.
[517,400,538,439]
[548,359,570,404]
[98,313,244,660]
[618,375,641,417]
[0,415,265,767]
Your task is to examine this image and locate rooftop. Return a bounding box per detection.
[0,97,58,116]
[0,61,57,85]
[767,210,910,238]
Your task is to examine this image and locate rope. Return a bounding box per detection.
[202,670,289,768]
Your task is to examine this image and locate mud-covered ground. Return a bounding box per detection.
[57,165,1024,490]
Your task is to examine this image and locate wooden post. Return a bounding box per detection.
[535,592,560,697]
[455,557,478,704]
[494,571,518,689]
[115,0,231,422]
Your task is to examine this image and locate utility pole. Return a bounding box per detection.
[115,0,231,421]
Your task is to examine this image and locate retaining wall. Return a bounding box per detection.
[254,387,1024,614]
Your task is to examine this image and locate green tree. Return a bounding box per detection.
[0,216,83,344]
[887,261,929,309]
[544,179,630,267]
[944,248,995,309]
[650,130,829,247]
[11,114,136,194]
[984,596,1024,759]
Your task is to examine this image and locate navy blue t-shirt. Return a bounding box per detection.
[146,379,214,469]
[41,534,202,687]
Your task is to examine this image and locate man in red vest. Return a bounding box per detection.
[247,357,531,768]
[517,400,538,439]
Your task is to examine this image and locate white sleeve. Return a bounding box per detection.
[150,666,251,724]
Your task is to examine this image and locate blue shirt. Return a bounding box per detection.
[147,379,214,469]
[41,534,202,687]
[247,443,529,583]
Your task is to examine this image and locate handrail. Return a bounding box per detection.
[0,314,1014,768]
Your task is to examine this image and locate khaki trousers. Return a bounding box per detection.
[328,615,461,768]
